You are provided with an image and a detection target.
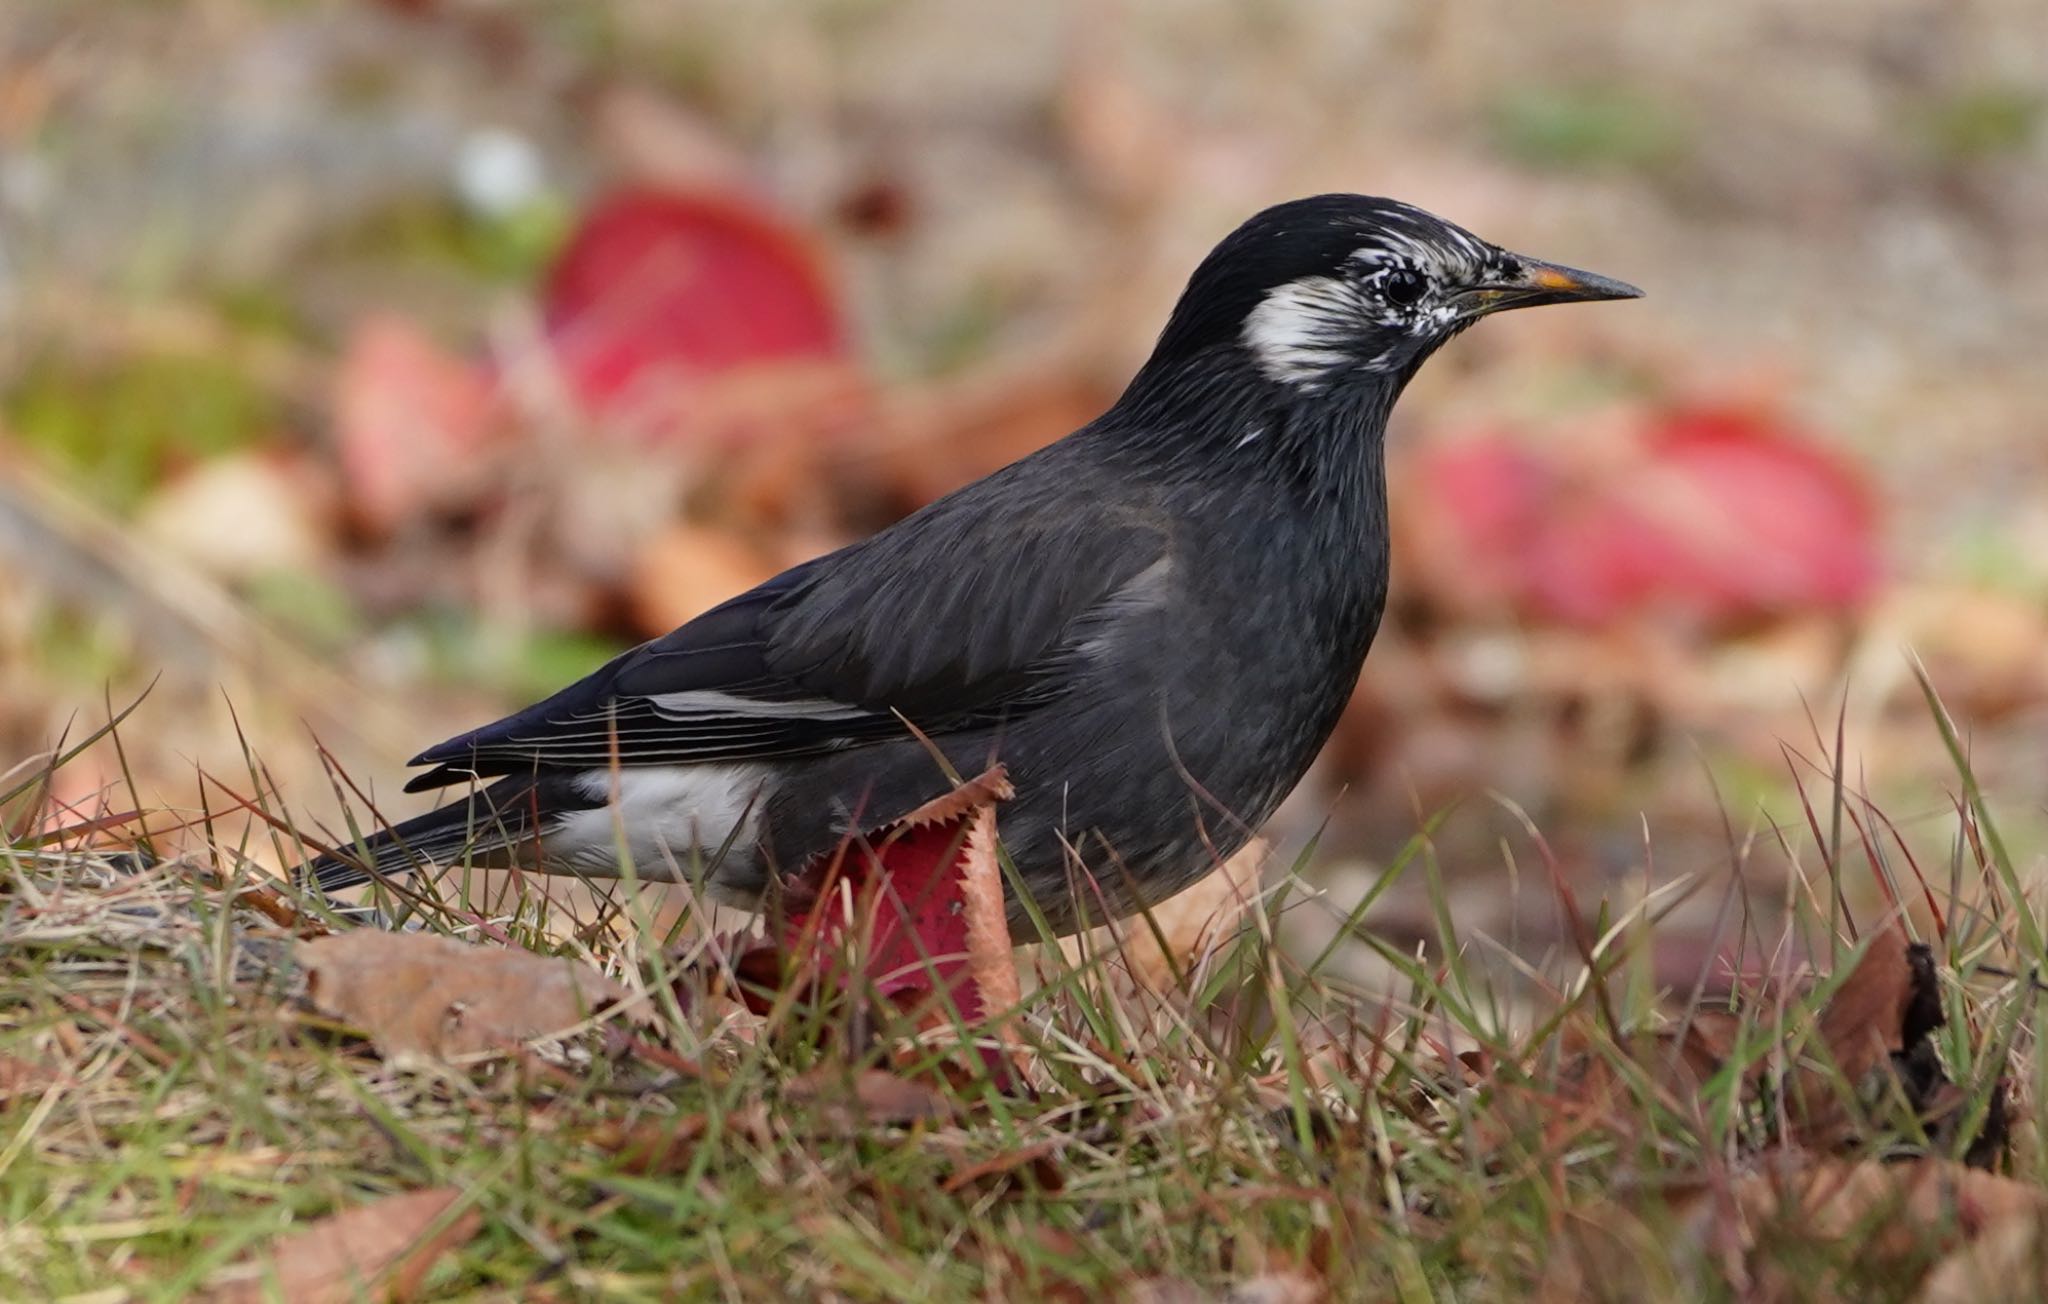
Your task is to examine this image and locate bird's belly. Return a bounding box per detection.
[540,763,772,882]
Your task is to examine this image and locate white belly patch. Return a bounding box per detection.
[541,764,769,881]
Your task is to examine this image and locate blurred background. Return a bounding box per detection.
[3,0,2046,985]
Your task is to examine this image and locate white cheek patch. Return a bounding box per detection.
[543,763,769,880]
[1241,275,1366,389]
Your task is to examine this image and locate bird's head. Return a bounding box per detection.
[1138,194,1641,400]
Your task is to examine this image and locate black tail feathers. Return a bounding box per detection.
[300,777,546,895]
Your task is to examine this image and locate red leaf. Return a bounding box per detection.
[332,315,498,535]
[543,187,847,429]
[1413,405,1879,626]
[782,770,1015,1021]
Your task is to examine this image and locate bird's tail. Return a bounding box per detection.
[300,777,543,896]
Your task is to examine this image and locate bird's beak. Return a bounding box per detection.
[1453,255,1643,319]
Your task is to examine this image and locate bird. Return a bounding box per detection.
[307,193,1640,940]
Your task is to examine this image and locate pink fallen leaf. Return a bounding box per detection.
[783,768,1016,1024]
[1412,405,1879,626]
[332,314,498,535]
[543,187,849,437]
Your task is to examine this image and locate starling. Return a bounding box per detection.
[309,194,1640,936]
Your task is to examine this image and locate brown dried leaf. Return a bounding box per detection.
[783,1066,954,1133]
[1695,1157,2044,1296]
[1125,1272,1326,1304]
[1816,926,1916,1084]
[887,764,1015,832]
[625,522,779,638]
[0,1051,57,1102]
[960,797,1022,1019]
[939,1138,1065,1195]
[1549,1158,2048,1301]
[1791,927,1939,1147]
[1063,839,1263,994]
[300,932,631,1062]
[1918,1209,2048,1303]
[591,1106,771,1175]
[199,1186,480,1304]
[1539,928,1956,1157]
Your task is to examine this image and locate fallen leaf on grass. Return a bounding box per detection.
[543,187,849,437]
[783,1066,955,1132]
[1060,839,1263,995]
[1704,1156,2045,1301]
[1790,925,1945,1148]
[300,932,631,1062]
[333,314,498,536]
[591,1105,772,1175]
[938,1137,1065,1195]
[958,795,1022,1021]
[781,767,1019,1025]
[200,1186,480,1304]
[1547,1155,2048,1301]
[625,521,779,636]
[0,1051,57,1101]
[1125,1271,1326,1304]
[1536,925,1978,1157]
[1408,405,1878,627]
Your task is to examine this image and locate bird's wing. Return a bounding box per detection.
[405,492,1169,793]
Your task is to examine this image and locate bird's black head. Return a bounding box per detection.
[1137,194,1641,399]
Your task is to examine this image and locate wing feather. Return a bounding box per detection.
[406,467,1170,793]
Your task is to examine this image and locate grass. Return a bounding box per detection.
[0,683,2043,1301]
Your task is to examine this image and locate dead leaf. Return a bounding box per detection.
[1549,1157,2048,1302]
[1918,1208,2048,1303]
[1707,1157,2046,1295]
[1815,927,1919,1084]
[591,1105,771,1175]
[781,766,1015,1020]
[939,1138,1065,1195]
[1536,928,1969,1159]
[299,932,631,1062]
[877,363,1121,510]
[1125,1272,1325,1304]
[1406,405,1877,627]
[1062,839,1263,994]
[542,187,848,433]
[200,1186,480,1304]
[959,797,1021,1019]
[886,766,1017,831]
[0,1051,57,1101]
[1790,927,1942,1148]
[625,521,778,636]
[138,451,334,581]
[783,1066,954,1133]
[333,314,498,536]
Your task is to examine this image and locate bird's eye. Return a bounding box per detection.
[1381,267,1428,308]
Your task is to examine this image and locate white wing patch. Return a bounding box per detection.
[647,689,868,721]
[542,763,770,879]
